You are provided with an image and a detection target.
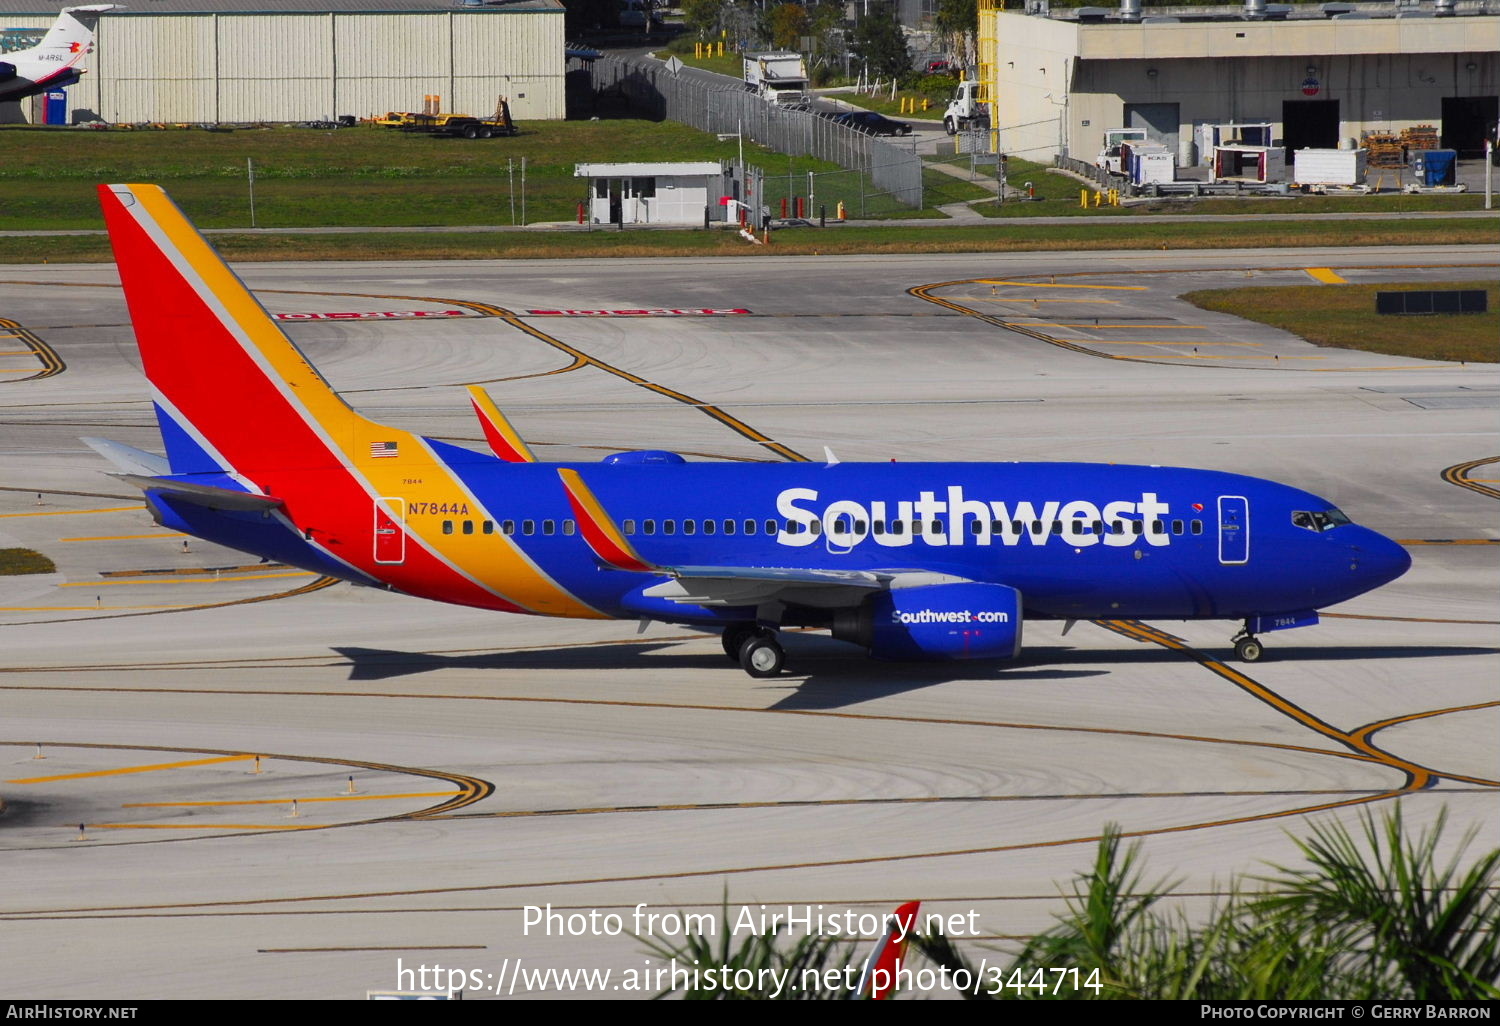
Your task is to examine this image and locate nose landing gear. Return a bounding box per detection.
[1231,625,1264,663]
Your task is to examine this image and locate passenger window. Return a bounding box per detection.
[442,520,453,535]
[743,519,755,535]
[891,521,904,535]
[723,520,734,535]
[682,520,696,536]
[874,520,886,536]
[1151,521,1164,534]
[542,520,555,536]
[704,520,716,536]
[462,520,474,535]
[501,519,515,535]
[809,520,822,535]
[969,521,983,536]
[1172,520,1183,535]
[482,520,494,535]
[522,520,535,535]
[1132,521,1143,535]
[563,520,575,535]
[1092,520,1104,535]
[765,519,777,535]
[833,517,848,534]
[1012,520,1024,535]
[854,520,866,535]
[623,519,636,535]
[643,519,656,535]
[1050,521,1062,535]
[663,520,676,535]
[1191,520,1203,535]
[1112,520,1124,535]
[991,520,1004,535]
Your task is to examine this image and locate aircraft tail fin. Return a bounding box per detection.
[36,5,119,56]
[98,183,364,481]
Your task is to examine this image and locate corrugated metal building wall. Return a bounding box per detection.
[0,5,564,124]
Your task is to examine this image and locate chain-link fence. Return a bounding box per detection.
[592,55,923,211]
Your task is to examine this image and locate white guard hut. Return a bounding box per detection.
[576,161,738,226]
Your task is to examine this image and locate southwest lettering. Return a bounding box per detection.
[775,487,1171,551]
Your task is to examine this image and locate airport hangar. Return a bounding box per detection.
[0,0,565,125]
[984,0,1500,164]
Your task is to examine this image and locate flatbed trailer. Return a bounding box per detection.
[374,98,516,139]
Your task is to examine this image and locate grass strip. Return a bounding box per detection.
[0,548,57,576]
[1181,281,1499,364]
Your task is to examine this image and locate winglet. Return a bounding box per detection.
[856,900,920,1001]
[557,468,658,573]
[468,386,536,463]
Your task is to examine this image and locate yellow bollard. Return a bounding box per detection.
[1093,190,1103,207]
[836,200,846,220]
[922,97,930,111]
[718,41,724,57]
[345,775,358,794]
[1079,189,1088,209]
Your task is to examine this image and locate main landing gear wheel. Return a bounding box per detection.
[738,634,785,678]
[721,623,759,662]
[1234,635,1264,663]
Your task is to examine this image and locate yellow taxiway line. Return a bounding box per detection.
[59,572,314,588]
[125,792,463,808]
[0,506,143,519]
[9,754,254,785]
[61,533,182,542]
[86,823,321,831]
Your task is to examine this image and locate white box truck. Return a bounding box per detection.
[743,53,809,107]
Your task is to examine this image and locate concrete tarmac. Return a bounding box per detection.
[0,246,1496,998]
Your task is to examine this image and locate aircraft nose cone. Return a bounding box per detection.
[1354,530,1411,589]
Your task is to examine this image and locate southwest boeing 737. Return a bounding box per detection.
[87,184,1411,677]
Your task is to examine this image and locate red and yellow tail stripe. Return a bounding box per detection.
[99,184,599,618]
[558,468,658,574]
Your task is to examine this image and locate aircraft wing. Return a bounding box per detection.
[640,565,892,607]
[557,467,971,607]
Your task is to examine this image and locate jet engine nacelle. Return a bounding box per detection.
[832,582,1023,661]
[0,62,17,81]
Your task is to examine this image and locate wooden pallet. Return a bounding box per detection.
[1363,132,1405,167]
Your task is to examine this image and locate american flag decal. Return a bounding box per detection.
[370,441,399,458]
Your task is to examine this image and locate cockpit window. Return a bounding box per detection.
[1292,508,1351,532]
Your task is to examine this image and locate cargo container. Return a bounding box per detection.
[1293,148,1367,186]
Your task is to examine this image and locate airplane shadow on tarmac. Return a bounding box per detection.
[331,635,1496,712]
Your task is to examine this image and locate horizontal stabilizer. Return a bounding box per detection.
[112,474,284,512]
[82,436,170,477]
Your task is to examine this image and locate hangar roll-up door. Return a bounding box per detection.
[1125,102,1180,154]
[1283,100,1339,160]
[1441,96,1499,157]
